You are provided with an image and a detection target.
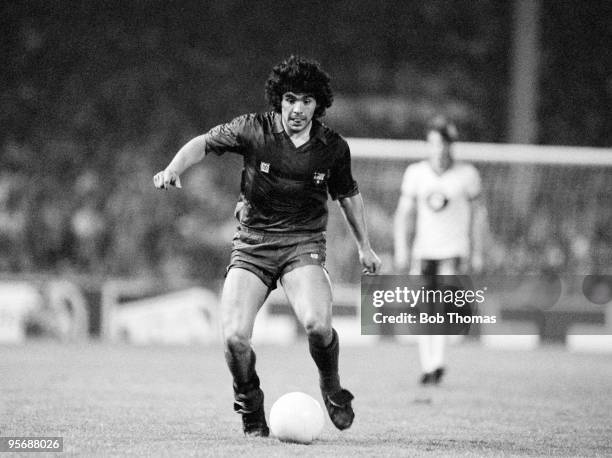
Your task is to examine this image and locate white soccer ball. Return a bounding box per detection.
[269,392,325,444]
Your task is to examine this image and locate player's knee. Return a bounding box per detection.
[303,317,331,342]
[224,332,251,353]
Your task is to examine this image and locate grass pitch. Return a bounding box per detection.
[2,341,611,457]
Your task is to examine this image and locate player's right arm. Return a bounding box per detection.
[393,166,418,273]
[393,193,417,272]
[153,114,253,189]
[153,135,207,189]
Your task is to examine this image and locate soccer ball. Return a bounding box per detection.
[269,392,325,444]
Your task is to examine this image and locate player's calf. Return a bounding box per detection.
[308,328,355,430]
[224,341,269,437]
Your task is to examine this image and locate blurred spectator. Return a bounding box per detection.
[70,171,109,273]
[0,174,28,271]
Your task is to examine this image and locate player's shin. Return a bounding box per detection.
[224,345,261,410]
[308,328,341,393]
[309,328,355,430]
[225,344,269,436]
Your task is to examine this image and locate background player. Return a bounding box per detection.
[154,56,381,436]
[393,116,486,385]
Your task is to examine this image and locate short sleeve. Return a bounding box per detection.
[328,139,359,200]
[400,164,419,198]
[204,114,254,156]
[465,164,482,199]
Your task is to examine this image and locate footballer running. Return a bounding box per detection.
[393,116,486,385]
[154,56,381,436]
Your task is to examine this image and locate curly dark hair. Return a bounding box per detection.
[264,55,333,118]
[426,115,459,143]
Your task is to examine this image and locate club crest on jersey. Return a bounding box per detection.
[313,171,326,185]
[426,191,449,212]
[260,162,270,173]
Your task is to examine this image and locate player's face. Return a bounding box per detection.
[426,131,453,170]
[281,92,317,135]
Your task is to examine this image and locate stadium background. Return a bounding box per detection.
[1,1,612,455]
[2,0,610,286]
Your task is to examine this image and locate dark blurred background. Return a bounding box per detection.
[1,0,610,285]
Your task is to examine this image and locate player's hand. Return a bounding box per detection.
[153,169,182,189]
[360,248,382,275]
[394,253,411,274]
[470,253,484,274]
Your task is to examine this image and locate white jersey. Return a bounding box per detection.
[401,160,481,260]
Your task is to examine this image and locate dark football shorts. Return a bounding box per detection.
[417,258,474,335]
[226,226,327,289]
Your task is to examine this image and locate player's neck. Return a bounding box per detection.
[284,121,313,148]
[429,157,453,175]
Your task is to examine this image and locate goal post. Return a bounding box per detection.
[324,138,612,282]
[346,138,612,166]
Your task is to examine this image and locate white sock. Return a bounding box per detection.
[431,334,446,370]
[418,334,436,373]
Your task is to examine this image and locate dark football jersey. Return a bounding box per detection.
[204,112,359,232]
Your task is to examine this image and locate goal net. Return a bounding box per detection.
[325,139,612,283]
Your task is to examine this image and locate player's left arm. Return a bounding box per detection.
[467,167,487,273]
[338,193,382,274]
